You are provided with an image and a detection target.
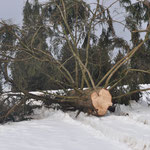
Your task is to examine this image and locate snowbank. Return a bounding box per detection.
[0,100,150,150]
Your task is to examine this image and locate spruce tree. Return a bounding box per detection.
[111,51,130,104]
[119,0,150,101]
[11,0,58,91]
[0,22,17,92]
[88,29,112,86]
[120,0,150,84]
[0,62,2,93]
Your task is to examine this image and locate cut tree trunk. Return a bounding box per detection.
[0,88,113,123]
[54,88,113,116]
[91,89,112,115]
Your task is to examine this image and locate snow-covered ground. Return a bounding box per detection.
[0,99,150,150]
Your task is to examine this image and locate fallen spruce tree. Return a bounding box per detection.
[0,0,150,123]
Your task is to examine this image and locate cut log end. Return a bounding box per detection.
[54,88,112,117]
[91,89,112,116]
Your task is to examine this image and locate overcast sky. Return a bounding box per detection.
[0,0,132,45]
[0,0,47,25]
[0,0,26,25]
[0,0,133,41]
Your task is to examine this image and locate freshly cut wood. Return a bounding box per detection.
[62,88,112,116]
[91,89,112,116]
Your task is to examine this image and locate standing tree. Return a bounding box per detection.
[11,0,60,91]
[119,0,150,101]
[88,29,112,86]
[0,61,2,93]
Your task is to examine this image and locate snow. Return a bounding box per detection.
[1,85,150,150]
[75,101,150,150]
[139,84,150,104]
[0,100,150,150]
[0,109,129,150]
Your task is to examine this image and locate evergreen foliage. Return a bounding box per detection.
[119,0,150,101]
[11,0,60,91]
[0,62,2,93]
[88,29,112,86]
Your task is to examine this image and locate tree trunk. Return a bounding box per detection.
[54,88,112,116]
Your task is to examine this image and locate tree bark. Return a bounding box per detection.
[55,88,112,116]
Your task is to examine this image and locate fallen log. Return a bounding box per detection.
[0,88,113,123]
[55,88,113,116]
[91,89,112,116]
